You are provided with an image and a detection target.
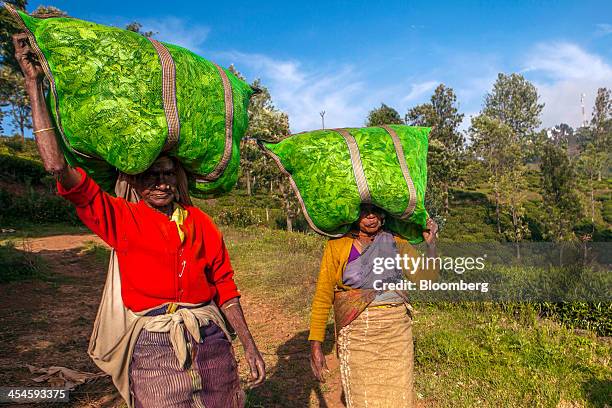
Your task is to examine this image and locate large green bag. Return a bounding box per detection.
[260,125,430,243]
[7,6,253,197]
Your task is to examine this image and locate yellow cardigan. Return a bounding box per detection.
[308,234,436,342]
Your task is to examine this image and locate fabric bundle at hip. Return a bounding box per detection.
[6,5,254,197]
[259,125,431,243]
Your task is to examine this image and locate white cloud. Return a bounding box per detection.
[523,42,612,128]
[136,17,210,53]
[524,42,612,81]
[595,23,612,36]
[218,51,437,132]
[401,81,438,102]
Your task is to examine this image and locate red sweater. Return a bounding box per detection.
[58,168,240,312]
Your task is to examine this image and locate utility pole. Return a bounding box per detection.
[320,110,326,129]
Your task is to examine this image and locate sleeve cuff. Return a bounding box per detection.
[215,281,241,307]
[57,167,101,207]
[308,329,325,342]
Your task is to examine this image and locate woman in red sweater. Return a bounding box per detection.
[14,33,264,408]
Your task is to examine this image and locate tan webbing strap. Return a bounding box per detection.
[197,64,234,182]
[147,38,180,152]
[380,125,417,218]
[335,128,372,204]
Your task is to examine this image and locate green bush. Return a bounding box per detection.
[0,136,40,159]
[217,207,264,227]
[3,137,24,152]
[433,301,611,337]
[536,302,612,336]
[275,212,310,232]
[0,188,79,225]
[602,197,612,224]
[0,241,44,283]
[0,154,47,184]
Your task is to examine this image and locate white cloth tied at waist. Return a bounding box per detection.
[140,305,231,369]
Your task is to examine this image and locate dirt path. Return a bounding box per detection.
[20,234,105,253]
[0,234,343,408]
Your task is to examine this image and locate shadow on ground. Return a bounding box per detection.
[582,377,612,407]
[246,328,337,408]
[0,245,121,407]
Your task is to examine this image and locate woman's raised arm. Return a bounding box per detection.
[12,33,81,190]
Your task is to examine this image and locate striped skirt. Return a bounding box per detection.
[129,322,244,408]
[337,303,414,408]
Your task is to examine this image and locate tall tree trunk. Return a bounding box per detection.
[286,211,293,232]
[493,180,501,235]
[18,108,26,145]
[590,182,595,227]
[19,122,25,145]
[246,170,251,195]
[280,183,293,232]
[511,206,521,260]
[443,182,450,215]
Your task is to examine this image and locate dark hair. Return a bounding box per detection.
[124,156,192,206]
[347,204,387,237]
[359,203,386,219]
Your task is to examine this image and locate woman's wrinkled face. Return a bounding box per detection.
[135,157,178,209]
[358,205,384,234]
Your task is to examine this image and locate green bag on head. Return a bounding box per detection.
[7,6,253,197]
[260,125,430,243]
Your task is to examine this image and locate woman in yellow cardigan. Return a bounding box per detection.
[309,204,438,408]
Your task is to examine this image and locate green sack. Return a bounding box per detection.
[260,125,430,243]
[7,7,253,197]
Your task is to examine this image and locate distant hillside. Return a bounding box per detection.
[0,135,610,241]
[0,136,79,227]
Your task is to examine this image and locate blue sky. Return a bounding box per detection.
[10,1,612,133]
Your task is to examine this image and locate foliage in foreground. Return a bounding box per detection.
[0,240,43,282]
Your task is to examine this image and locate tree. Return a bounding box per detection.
[235,74,297,231]
[469,114,520,235]
[590,87,611,181]
[573,89,611,228]
[576,143,606,228]
[366,103,403,127]
[228,64,244,80]
[31,5,68,18]
[0,66,31,143]
[550,123,572,146]
[540,141,582,242]
[0,0,27,73]
[483,73,544,136]
[125,22,156,38]
[498,167,530,256]
[406,84,464,214]
[591,87,611,148]
[246,79,289,142]
[483,73,544,162]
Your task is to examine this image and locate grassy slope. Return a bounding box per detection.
[2,227,609,407]
[223,226,611,408]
